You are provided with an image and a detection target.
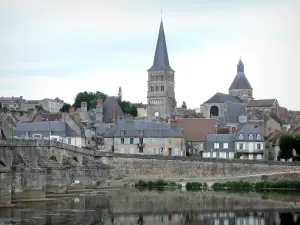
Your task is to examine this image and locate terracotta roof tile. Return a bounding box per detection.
[176,118,217,142]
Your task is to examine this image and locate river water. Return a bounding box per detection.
[0,189,300,224]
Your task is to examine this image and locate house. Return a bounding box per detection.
[0,96,27,110]
[235,124,265,160]
[176,118,217,156]
[103,119,185,156]
[39,98,64,112]
[132,102,147,119]
[247,99,280,117]
[173,108,203,119]
[265,132,283,161]
[204,134,235,159]
[15,121,85,147]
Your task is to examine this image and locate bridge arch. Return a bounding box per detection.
[0,160,6,167]
[50,155,58,162]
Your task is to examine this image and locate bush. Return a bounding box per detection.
[134,179,179,189]
[186,182,204,191]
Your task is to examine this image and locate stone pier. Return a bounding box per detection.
[84,159,111,188]
[0,167,12,206]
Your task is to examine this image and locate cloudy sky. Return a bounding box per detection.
[0,0,299,110]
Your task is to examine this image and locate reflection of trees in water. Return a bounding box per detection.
[280,213,300,225]
[137,215,144,225]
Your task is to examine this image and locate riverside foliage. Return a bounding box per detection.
[134,179,181,189]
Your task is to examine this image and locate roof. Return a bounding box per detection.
[148,20,174,72]
[103,119,183,138]
[15,121,77,137]
[176,118,217,142]
[247,99,277,107]
[236,124,264,141]
[207,133,234,142]
[95,125,111,134]
[229,59,253,90]
[173,108,200,118]
[225,103,246,124]
[132,103,147,109]
[203,92,243,104]
[102,96,124,123]
[32,113,62,122]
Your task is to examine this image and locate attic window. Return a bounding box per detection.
[257,134,261,140]
[249,134,253,140]
[238,134,243,140]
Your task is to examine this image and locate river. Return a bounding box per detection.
[0,189,300,224]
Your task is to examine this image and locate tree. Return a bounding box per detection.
[181,101,187,109]
[60,103,72,112]
[293,134,300,155]
[118,100,137,117]
[279,134,294,161]
[73,91,107,110]
[117,87,122,102]
[0,102,2,109]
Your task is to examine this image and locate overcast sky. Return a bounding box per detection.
[0,0,299,110]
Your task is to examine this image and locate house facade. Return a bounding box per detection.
[235,124,265,160]
[203,134,235,159]
[103,119,185,156]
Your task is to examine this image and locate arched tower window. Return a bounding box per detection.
[210,106,219,117]
[156,86,159,91]
[161,85,164,91]
[150,86,154,91]
[161,75,164,81]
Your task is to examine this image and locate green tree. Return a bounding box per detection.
[73,91,107,110]
[294,134,300,155]
[279,134,294,161]
[0,102,2,109]
[234,153,241,159]
[60,103,72,112]
[181,101,187,109]
[118,100,137,117]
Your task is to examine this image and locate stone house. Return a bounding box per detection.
[203,133,235,159]
[103,119,185,156]
[15,121,86,147]
[176,118,217,156]
[235,124,265,160]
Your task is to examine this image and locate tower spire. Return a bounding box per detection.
[148,15,173,71]
[237,57,244,73]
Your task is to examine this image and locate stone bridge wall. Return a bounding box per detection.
[106,154,300,181]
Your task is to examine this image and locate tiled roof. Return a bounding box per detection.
[247,99,277,107]
[176,118,217,142]
[103,120,183,138]
[148,20,174,72]
[203,92,243,104]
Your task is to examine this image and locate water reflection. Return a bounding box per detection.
[0,190,299,224]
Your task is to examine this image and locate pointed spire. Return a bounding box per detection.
[148,19,173,71]
[237,57,244,72]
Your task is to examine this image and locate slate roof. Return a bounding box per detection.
[32,113,62,122]
[148,20,174,72]
[207,133,234,142]
[229,59,253,90]
[247,99,277,107]
[236,124,264,141]
[95,125,111,134]
[225,103,246,124]
[102,96,124,123]
[173,108,200,118]
[176,118,217,142]
[103,120,183,138]
[203,92,243,104]
[15,121,77,137]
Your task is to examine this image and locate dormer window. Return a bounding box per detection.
[238,134,243,140]
[257,134,261,140]
[249,134,253,140]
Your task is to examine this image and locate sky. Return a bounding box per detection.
[0,0,300,110]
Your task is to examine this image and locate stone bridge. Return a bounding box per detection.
[0,140,112,206]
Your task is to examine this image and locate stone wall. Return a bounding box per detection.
[107,154,300,181]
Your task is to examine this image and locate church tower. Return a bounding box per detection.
[229,58,253,103]
[147,19,176,121]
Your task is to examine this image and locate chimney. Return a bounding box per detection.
[96,99,103,123]
[81,102,87,112]
[112,105,117,122]
[69,106,75,113]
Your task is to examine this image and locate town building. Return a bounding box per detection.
[0,96,27,110]
[103,119,185,156]
[147,19,176,121]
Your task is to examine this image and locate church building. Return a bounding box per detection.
[147,19,177,121]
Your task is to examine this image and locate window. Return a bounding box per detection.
[157,138,162,145]
[161,85,164,91]
[150,86,154,91]
[238,134,243,139]
[148,137,153,144]
[159,147,164,154]
[214,143,219,149]
[148,148,153,155]
[174,148,179,155]
[249,134,253,140]
[130,138,134,144]
[257,134,262,140]
[121,138,124,144]
[161,75,164,81]
[120,148,124,153]
[229,152,234,159]
[156,86,159,91]
[239,143,244,150]
[257,143,261,150]
[130,148,135,154]
[151,75,154,81]
[134,138,138,144]
[213,152,216,158]
[223,143,228,149]
[168,138,172,144]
